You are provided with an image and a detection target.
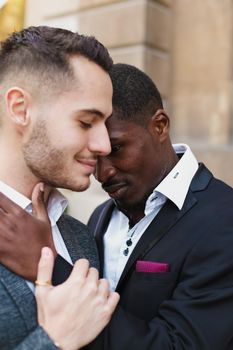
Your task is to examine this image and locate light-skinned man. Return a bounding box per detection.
[0,26,119,350]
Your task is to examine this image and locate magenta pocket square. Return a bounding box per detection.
[136,260,169,273]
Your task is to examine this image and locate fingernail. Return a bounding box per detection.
[42,247,51,257]
[40,183,44,192]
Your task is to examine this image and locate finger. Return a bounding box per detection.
[98,278,110,299]
[87,267,99,284]
[0,214,16,237]
[0,192,23,214]
[31,183,49,221]
[35,247,54,289]
[0,207,8,217]
[68,258,90,283]
[107,291,120,312]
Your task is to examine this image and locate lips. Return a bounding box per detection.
[102,182,127,198]
[77,159,97,173]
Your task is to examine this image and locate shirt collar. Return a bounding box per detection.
[0,181,31,210]
[47,189,68,225]
[154,143,198,210]
[0,181,68,224]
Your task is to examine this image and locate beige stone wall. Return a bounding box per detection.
[170,0,233,185]
[24,0,233,222]
[25,0,172,98]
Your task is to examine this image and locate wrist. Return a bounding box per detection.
[46,330,80,350]
[53,340,80,350]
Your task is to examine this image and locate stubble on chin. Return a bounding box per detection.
[22,119,92,192]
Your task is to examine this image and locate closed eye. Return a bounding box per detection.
[80,121,92,129]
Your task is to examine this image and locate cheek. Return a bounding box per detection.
[52,130,88,152]
[129,159,156,187]
[116,153,143,175]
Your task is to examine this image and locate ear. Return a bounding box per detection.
[5,87,30,130]
[148,109,170,142]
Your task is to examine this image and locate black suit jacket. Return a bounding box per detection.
[86,164,233,350]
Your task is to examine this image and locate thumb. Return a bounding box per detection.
[35,247,54,291]
[31,182,48,221]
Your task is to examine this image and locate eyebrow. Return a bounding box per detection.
[109,135,125,142]
[79,109,107,119]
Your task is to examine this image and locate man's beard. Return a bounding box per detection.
[22,119,84,191]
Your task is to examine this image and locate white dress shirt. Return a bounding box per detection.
[103,144,199,291]
[0,181,73,293]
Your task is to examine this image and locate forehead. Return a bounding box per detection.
[106,115,144,139]
[70,55,111,89]
[62,56,113,117]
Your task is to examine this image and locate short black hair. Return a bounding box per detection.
[0,26,113,91]
[109,63,163,125]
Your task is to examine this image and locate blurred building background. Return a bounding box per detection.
[1,0,233,222]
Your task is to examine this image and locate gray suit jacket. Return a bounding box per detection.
[0,214,99,350]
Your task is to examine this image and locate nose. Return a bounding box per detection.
[95,156,116,184]
[89,124,111,157]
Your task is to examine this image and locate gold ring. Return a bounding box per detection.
[35,279,52,287]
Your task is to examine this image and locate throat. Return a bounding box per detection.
[116,201,146,227]
[129,214,144,227]
[125,210,145,228]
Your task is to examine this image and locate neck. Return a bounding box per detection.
[0,127,54,202]
[128,213,145,228]
[0,164,37,200]
[121,206,145,228]
[0,139,40,199]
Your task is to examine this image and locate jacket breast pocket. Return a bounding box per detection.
[120,270,179,320]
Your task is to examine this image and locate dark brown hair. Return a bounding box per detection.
[0,26,113,89]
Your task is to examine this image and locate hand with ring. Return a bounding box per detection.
[35,247,120,350]
[35,280,52,287]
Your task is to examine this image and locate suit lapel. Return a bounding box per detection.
[93,201,115,276]
[94,200,115,240]
[57,215,84,263]
[0,264,37,330]
[116,191,197,291]
[57,214,100,272]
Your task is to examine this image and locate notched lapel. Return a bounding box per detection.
[190,163,212,192]
[57,214,100,271]
[0,264,37,331]
[93,200,115,275]
[57,215,92,264]
[116,191,198,291]
[57,215,78,263]
[94,200,115,241]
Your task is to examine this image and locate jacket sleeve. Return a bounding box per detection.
[85,226,233,350]
[15,326,58,350]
